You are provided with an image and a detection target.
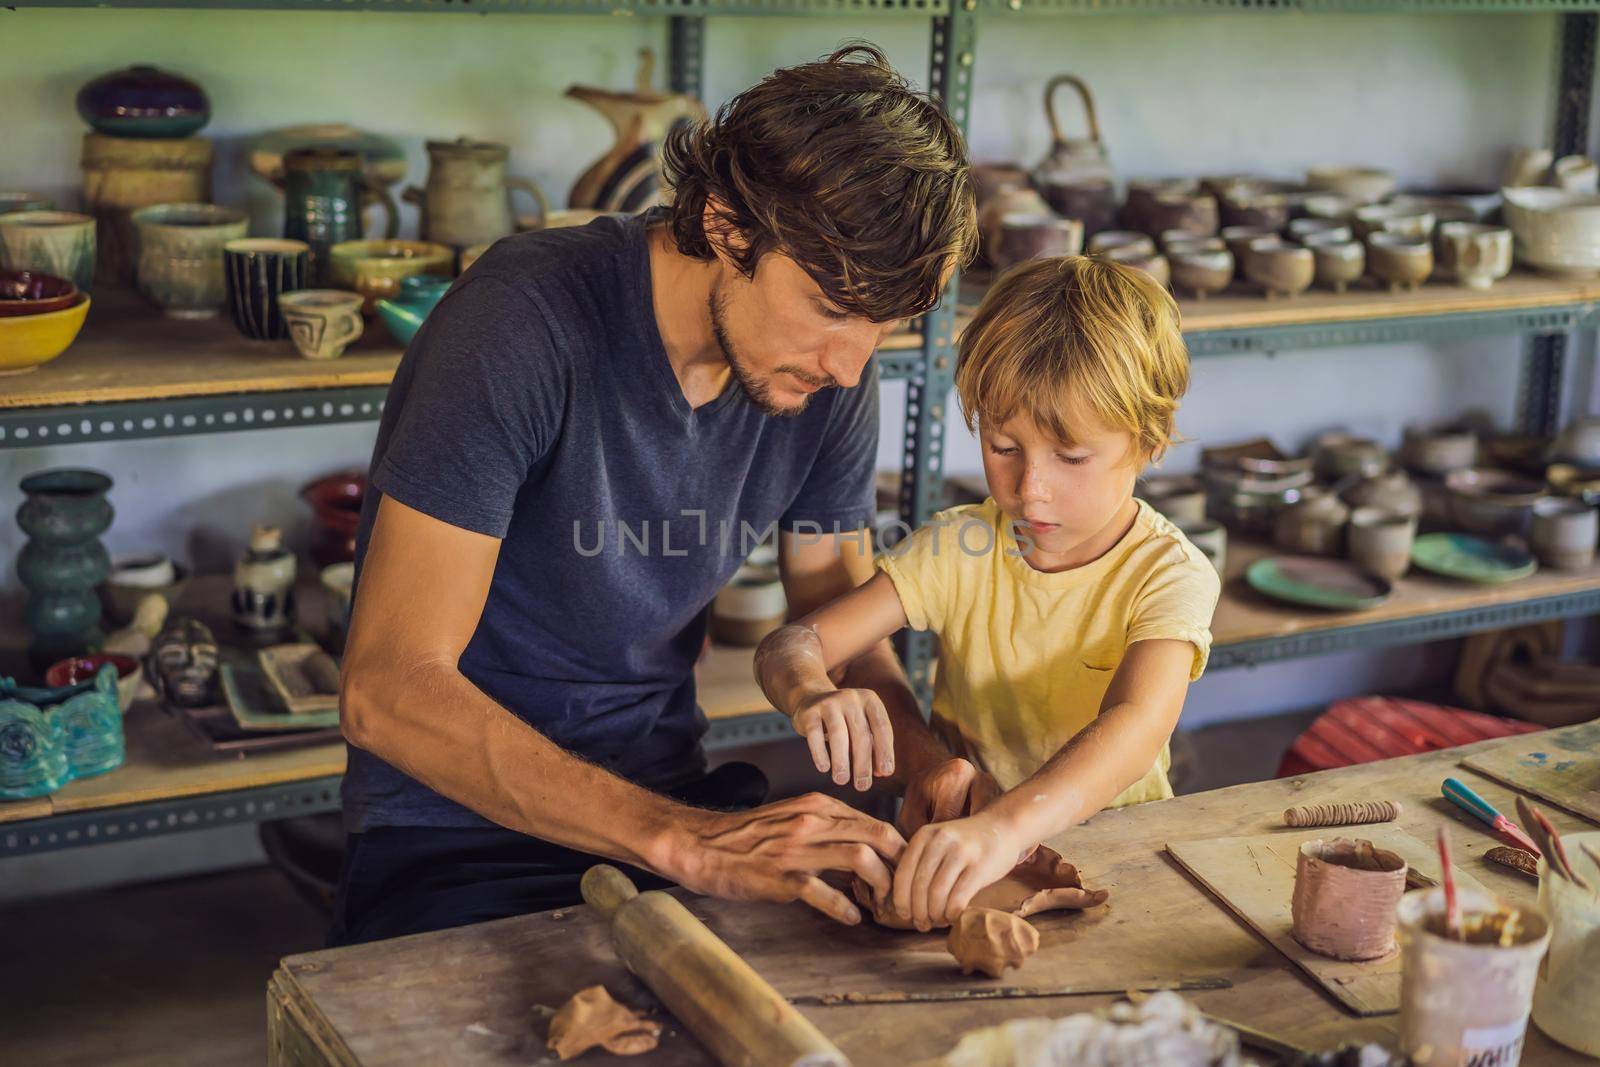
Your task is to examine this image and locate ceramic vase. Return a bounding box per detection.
[404,138,547,249]
[279,148,399,287]
[233,525,297,634]
[16,469,114,670]
[76,65,210,139]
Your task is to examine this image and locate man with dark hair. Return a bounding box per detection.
[330,44,979,945]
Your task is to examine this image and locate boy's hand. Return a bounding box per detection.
[891,811,1030,930]
[901,757,1002,836]
[790,689,895,791]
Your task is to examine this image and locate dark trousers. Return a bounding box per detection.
[327,761,768,947]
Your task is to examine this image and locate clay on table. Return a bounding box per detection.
[854,845,1110,930]
[947,908,1040,978]
[545,985,661,1060]
[1290,837,1408,961]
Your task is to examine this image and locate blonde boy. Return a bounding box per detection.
[753,256,1220,930]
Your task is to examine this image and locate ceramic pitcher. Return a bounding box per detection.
[566,49,706,214]
[1031,74,1117,236]
[279,148,398,286]
[404,138,547,249]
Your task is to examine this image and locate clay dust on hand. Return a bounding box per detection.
[545,985,662,1060]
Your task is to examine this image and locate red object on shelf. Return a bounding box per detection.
[1276,696,1546,778]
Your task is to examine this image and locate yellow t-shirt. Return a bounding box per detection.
[875,496,1221,808]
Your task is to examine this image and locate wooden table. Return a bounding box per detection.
[266,726,1598,1066]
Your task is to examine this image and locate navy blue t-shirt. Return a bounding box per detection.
[341,212,880,830]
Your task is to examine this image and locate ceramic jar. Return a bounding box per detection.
[1165,238,1233,300]
[0,211,97,293]
[1031,74,1117,236]
[1435,223,1513,290]
[1348,506,1417,581]
[375,273,452,347]
[81,133,213,286]
[77,65,210,139]
[1273,488,1350,557]
[1243,237,1314,299]
[224,238,309,341]
[1142,189,1219,239]
[16,469,114,670]
[130,203,248,318]
[278,290,365,361]
[1367,233,1433,293]
[232,524,296,634]
[978,187,1056,267]
[1301,232,1365,294]
[992,213,1082,270]
[1531,497,1598,570]
[404,138,548,249]
[280,148,400,288]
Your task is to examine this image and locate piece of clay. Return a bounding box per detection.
[947,907,1040,978]
[1290,837,1407,961]
[1283,800,1402,828]
[1485,845,1539,878]
[855,845,1110,930]
[545,985,661,1060]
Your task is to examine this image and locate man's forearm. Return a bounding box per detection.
[837,638,953,790]
[342,659,693,876]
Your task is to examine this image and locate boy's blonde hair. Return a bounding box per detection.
[955,256,1188,462]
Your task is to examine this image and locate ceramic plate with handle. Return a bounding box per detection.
[1245,556,1394,611]
[1410,533,1538,583]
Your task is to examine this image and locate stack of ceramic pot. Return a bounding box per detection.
[1200,438,1316,538]
[0,268,92,376]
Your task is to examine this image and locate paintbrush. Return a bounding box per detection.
[1440,778,1542,857]
[1437,826,1462,941]
[1516,796,1590,889]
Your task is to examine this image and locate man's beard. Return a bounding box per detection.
[709,285,831,419]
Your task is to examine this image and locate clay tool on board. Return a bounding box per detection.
[1441,777,1542,856]
[1516,795,1592,889]
[790,976,1231,1006]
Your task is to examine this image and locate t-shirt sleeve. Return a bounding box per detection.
[779,355,879,534]
[873,508,961,634]
[370,276,567,539]
[1127,552,1222,680]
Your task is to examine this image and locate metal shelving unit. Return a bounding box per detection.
[1,0,1597,852]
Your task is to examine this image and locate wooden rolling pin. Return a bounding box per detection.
[581,864,850,1067]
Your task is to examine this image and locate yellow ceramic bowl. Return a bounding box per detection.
[0,293,90,375]
[329,240,453,313]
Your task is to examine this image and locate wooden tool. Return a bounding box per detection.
[1517,795,1591,889]
[1441,777,1542,855]
[790,976,1231,1006]
[580,864,850,1067]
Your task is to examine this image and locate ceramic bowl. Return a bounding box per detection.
[0,211,97,293]
[1531,497,1598,570]
[45,653,143,713]
[1502,187,1600,276]
[1243,237,1314,299]
[1142,191,1219,239]
[1481,433,1552,475]
[302,470,366,567]
[1287,218,1353,245]
[1353,204,1436,241]
[1306,166,1397,205]
[1165,239,1234,299]
[1086,230,1155,257]
[1340,470,1423,518]
[0,293,90,376]
[1301,194,1359,221]
[1366,233,1433,292]
[1138,474,1208,523]
[1391,189,1503,224]
[1122,178,1197,233]
[101,556,190,626]
[1221,225,1279,261]
[1219,191,1290,231]
[1445,467,1545,537]
[1101,247,1170,287]
[0,269,78,317]
[1401,424,1478,475]
[375,273,453,347]
[130,203,249,318]
[1300,233,1365,293]
[1313,433,1389,481]
[1435,222,1513,290]
[329,239,454,312]
[994,212,1083,269]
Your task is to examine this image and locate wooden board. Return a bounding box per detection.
[266,727,1600,1067]
[1461,718,1600,825]
[1167,825,1488,1016]
[0,794,55,825]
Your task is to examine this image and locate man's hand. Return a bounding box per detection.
[790,688,895,791]
[661,793,906,925]
[891,811,1029,930]
[900,756,1002,837]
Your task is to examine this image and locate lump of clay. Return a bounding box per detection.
[546,985,661,1060]
[923,991,1245,1067]
[857,845,1110,930]
[948,907,1040,978]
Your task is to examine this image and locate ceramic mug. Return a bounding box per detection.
[279,289,365,361]
[1348,506,1417,581]
[1435,222,1513,291]
[130,202,248,318]
[224,238,309,341]
[1531,497,1598,571]
[0,211,97,293]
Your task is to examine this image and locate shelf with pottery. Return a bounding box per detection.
[691,536,1600,729]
